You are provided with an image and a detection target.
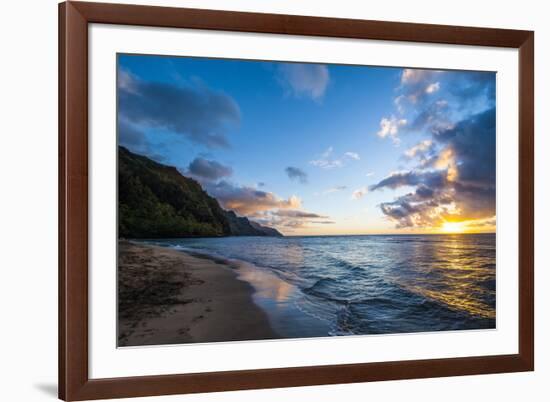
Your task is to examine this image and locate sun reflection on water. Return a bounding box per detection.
[401,234,495,319]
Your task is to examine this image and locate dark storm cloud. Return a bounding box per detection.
[371,107,496,228]
[285,166,308,184]
[415,184,435,199]
[118,70,240,149]
[369,170,447,192]
[434,107,496,186]
[187,157,233,181]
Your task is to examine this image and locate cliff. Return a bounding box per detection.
[118,146,282,238]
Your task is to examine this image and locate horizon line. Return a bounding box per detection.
[282,231,496,237]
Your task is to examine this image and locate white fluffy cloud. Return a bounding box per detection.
[344,152,360,160]
[404,140,434,159]
[310,146,344,169]
[401,68,437,85]
[425,82,440,94]
[376,116,407,144]
[310,148,361,169]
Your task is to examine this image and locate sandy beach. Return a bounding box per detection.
[118,241,279,346]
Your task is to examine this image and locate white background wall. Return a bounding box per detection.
[0,0,546,401]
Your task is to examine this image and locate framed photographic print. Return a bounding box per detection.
[59,1,534,400]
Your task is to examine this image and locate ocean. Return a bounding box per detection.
[147,233,496,338]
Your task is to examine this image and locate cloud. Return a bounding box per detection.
[398,69,444,105]
[323,185,347,194]
[285,166,308,184]
[118,69,240,149]
[378,192,456,228]
[118,121,168,162]
[376,116,407,144]
[435,107,496,185]
[425,82,440,94]
[119,120,146,147]
[187,157,233,181]
[310,161,342,169]
[371,108,496,228]
[448,71,496,106]
[206,180,301,216]
[401,69,438,85]
[277,63,330,100]
[462,216,496,229]
[311,148,360,169]
[370,169,447,192]
[371,67,497,229]
[403,140,438,166]
[408,98,453,134]
[252,209,334,230]
[344,152,360,160]
[183,160,330,233]
[365,171,375,177]
[394,69,495,135]
[310,159,343,169]
[351,187,369,200]
[309,146,344,169]
[271,210,328,219]
[118,70,139,94]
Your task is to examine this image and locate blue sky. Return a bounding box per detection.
[118,54,496,235]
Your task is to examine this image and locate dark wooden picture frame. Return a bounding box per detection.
[59,1,534,400]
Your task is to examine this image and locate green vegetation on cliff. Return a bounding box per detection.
[118,146,282,238]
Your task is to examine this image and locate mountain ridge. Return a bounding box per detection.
[118,146,282,238]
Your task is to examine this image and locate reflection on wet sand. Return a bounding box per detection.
[233,259,331,338]
[237,261,295,303]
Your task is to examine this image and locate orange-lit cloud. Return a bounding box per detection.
[207,180,302,216]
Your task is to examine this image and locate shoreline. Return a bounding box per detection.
[118,241,280,346]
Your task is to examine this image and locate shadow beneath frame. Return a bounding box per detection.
[34,383,58,398]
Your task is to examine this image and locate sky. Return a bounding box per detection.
[118,54,496,236]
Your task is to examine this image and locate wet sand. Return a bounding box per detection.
[118,241,279,346]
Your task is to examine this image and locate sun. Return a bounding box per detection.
[440,221,464,233]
